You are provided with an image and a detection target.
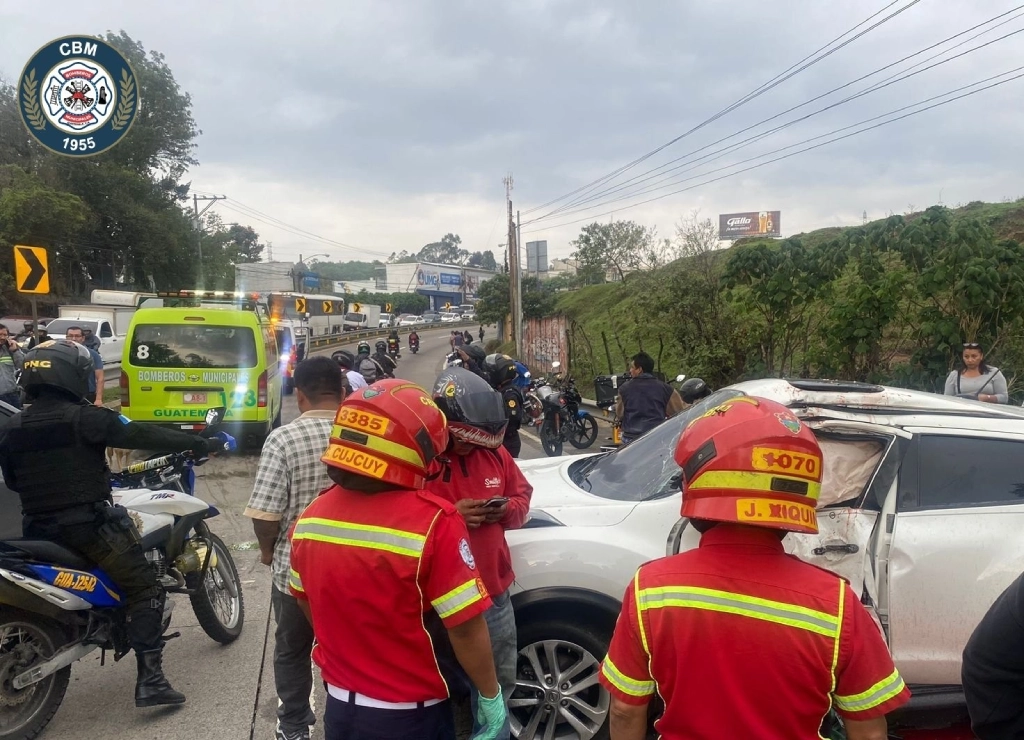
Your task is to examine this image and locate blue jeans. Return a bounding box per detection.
[470,590,516,740]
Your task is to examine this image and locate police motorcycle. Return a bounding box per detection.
[0,408,243,740]
[537,363,599,457]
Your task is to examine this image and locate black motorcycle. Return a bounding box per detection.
[387,338,401,360]
[538,376,599,457]
[409,336,419,354]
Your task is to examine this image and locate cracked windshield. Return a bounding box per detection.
[1,3,1022,739]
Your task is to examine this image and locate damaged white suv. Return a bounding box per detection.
[506,379,1024,740]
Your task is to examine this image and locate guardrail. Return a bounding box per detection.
[306,319,476,351]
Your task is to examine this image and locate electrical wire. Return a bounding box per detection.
[521,0,923,216]
[521,67,1024,234]
[531,7,1024,223]
[525,23,1024,224]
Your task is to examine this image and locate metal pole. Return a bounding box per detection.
[31,297,38,343]
[516,210,524,358]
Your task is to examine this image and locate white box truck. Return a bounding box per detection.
[342,304,381,332]
[46,290,155,366]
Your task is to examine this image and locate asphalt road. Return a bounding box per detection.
[36,325,603,740]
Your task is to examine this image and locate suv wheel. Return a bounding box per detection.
[511,619,611,740]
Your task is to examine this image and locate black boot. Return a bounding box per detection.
[135,649,186,707]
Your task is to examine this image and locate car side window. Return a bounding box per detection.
[910,435,1024,510]
[100,322,112,337]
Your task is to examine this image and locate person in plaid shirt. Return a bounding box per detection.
[244,356,342,740]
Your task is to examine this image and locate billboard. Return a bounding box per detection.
[719,211,781,239]
[525,241,549,273]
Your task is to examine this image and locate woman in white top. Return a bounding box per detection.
[943,342,1008,404]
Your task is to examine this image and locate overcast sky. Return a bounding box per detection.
[3,0,1023,264]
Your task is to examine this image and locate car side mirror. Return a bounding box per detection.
[205,407,226,426]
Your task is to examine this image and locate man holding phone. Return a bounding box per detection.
[429,368,533,740]
[0,324,24,409]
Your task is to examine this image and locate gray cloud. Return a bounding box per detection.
[2,0,1022,260]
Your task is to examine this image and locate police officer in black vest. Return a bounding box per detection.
[483,353,524,458]
[615,351,685,444]
[0,340,227,708]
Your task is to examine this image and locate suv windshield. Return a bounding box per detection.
[130,324,257,368]
[570,389,745,502]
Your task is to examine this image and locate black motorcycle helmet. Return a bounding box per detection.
[375,340,387,353]
[483,353,518,389]
[432,367,508,449]
[680,377,711,404]
[332,349,356,370]
[18,339,93,401]
[357,341,371,356]
[460,343,487,365]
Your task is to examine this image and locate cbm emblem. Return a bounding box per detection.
[19,36,139,157]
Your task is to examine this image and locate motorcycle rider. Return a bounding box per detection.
[483,354,524,459]
[330,349,368,393]
[408,329,420,353]
[456,343,488,380]
[355,341,386,385]
[373,340,398,377]
[386,330,401,359]
[0,340,230,707]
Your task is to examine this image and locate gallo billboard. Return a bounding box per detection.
[719,211,781,239]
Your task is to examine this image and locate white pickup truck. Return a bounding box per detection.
[45,290,154,367]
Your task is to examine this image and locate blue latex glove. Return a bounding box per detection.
[471,690,507,740]
[211,431,237,453]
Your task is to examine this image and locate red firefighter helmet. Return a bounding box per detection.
[673,395,822,535]
[321,379,449,490]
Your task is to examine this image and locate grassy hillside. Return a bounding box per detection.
[554,198,1024,398]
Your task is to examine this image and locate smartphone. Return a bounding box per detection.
[483,496,509,508]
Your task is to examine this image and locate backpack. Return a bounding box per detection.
[358,357,379,384]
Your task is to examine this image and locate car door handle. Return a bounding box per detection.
[812,543,859,556]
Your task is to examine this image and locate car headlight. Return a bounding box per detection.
[522,510,564,528]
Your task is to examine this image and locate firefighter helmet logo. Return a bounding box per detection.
[19,36,139,157]
[776,412,802,434]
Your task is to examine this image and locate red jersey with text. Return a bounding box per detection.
[289,485,491,703]
[427,445,533,595]
[600,525,910,738]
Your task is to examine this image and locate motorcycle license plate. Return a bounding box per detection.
[183,392,207,404]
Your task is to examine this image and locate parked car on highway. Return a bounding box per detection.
[397,314,421,327]
[439,312,460,323]
[421,312,441,323]
[378,312,394,328]
[507,379,1024,739]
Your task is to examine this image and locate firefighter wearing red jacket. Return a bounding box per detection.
[599,396,911,740]
[288,379,507,740]
[428,367,533,740]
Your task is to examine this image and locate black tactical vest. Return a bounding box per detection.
[2,401,111,515]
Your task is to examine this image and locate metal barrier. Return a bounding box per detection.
[306,319,476,351]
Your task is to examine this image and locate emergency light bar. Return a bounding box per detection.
[156,290,265,312]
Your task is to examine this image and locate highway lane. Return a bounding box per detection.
[35,325,602,740]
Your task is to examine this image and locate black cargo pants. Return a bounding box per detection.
[24,502,166,652]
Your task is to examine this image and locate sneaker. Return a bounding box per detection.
[275,724,310,740]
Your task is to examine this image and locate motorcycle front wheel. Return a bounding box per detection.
[0,608,70,740]
[187,532,245,644]
[540,419,564,457]
[568,413,599,449]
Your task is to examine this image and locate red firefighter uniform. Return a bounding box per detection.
[599,395,911,737]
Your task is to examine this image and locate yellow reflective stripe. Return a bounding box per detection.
[688,470,821,501]
[633,570,650,657]
[293,517,426,558]
[638,586,839,638]
[601,656,655,698]
[331,424,423,466]
[289,569,304,592]
[834,669,906,713]
[431,579,484,619]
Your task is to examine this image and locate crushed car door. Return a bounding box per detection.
[780,421,909,601]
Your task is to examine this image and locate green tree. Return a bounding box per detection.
[474,272,556,325]
[570,220,664,284]
[467,250,497,270]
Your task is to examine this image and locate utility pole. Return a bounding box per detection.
[193,194,225,284]
[504,173,520,354]
[515,209,524,358]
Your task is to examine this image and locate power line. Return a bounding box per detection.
[521,0,922,216]
[521,67,1024,234]
[524,21,1024,225]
